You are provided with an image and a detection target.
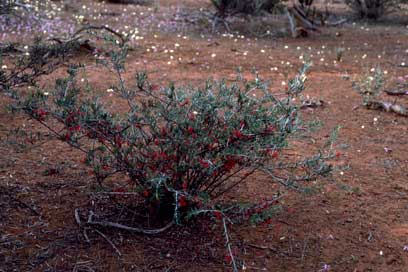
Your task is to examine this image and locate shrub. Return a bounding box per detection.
[1,31,336,271]
[352,66,385,104]
[1,34,335,270]
[10,41,330,222]
[344,0,402,20]
[211,0,282,17]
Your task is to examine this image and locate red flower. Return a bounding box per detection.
[271,150,279,159]
[114,135,123,148]
[180,99,190,106]
[223,158,237,171]
[199,159,210,168]
[161,127,167,136]
[224,254,232,263]
[182,182,188,191]
[134,123,142,129]
[98,137,106,144]
[264,218,273,225]
[264,125,276,134]
[214,211,222,220]
[152,151,168,160]
[64,132,71,141]
[178,196,187,207]
[336,151,341,158]
[33,108,48,121]
[142,189,150,197]
[187,126,194,134]
[232,129,243,139]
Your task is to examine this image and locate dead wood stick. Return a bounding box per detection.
[247,243,278,253]
[74,208,174,235]
[285,8,297,38]
[94,229,122,257]
[290,6,320,32]
[75,208,82,225]
[365,100,407,117]
[3,190,40,216]
[385,89,408,96]
[325,18,348,26]
[86,219,174,235]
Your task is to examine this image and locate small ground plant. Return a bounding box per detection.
[1,31,335,270]
[352,67,407,116]
[352,66,385,104]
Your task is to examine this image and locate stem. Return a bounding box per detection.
[222,217,238,272]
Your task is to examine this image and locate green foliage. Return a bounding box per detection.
[352,66,385,104]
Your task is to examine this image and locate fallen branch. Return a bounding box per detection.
[223,217,238,272]
[365,100,407,116]
[94,229,122,256]
[86,218,175,235]
[74,208,174,235]
[246,243,279,253]
[325,18,348,27]
[384,89,408,96]
[285,8,297,38]
[1,188,41,216]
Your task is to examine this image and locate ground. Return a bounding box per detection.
[1,0,408,271]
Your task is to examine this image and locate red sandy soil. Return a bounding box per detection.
[1,1,408,271]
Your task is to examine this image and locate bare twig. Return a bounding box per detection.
[246,243,279,253]
[74,208,82,225]
[86,218,174,235]
[75,208,174,235]
[94,229,122,257]
[223,217,238,272]
[2,189,40,216]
